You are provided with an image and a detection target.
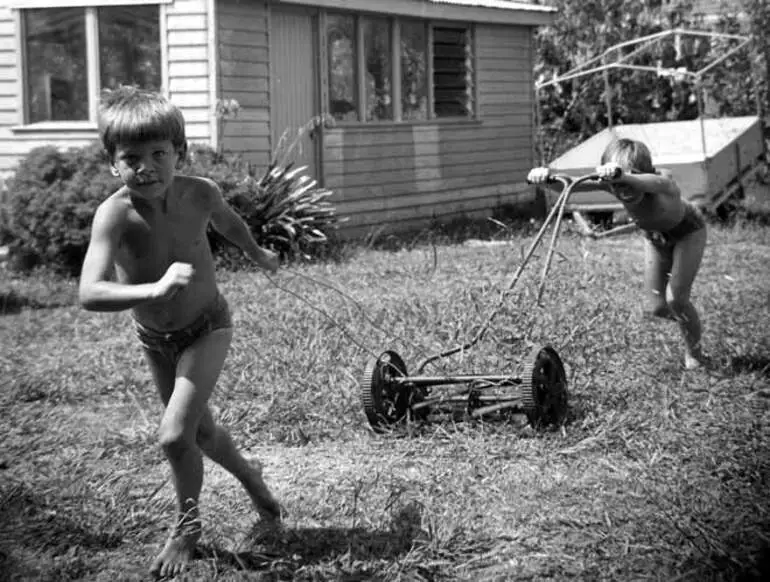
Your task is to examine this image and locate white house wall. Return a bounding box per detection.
[167,0,212,144]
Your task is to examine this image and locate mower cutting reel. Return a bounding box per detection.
[361,345,568,433]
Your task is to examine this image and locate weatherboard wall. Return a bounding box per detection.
[322,23,537,235]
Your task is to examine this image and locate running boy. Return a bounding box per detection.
[527,138,707,369]
[79,86,282,578]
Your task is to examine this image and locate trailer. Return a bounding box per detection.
[534,29,766,221]
[548,115,766,216]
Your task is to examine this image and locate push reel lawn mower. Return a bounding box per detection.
[360,173,605,433]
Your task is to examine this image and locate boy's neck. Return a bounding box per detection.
[129,185,173,214]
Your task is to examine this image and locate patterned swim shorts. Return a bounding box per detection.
[643,203,706,249]
[134,293,232,364]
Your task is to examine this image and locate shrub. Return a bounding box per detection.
[1,141,342,276]
[210,162,341,269]
[0,143,118,275]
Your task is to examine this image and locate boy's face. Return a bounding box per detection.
[111,139,183,198]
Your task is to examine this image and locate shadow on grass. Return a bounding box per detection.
[0,289,71,315]
[729,353,770,378]
[0,481,123,580]
[200,502,425,577]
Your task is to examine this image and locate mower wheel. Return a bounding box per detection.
[520,345,568,429]
[361,350,411,432]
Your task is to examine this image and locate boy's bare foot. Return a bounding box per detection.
[684,353,708,370]
[244,465,282,522]
[643,305,677,322]
[150,522,201,579]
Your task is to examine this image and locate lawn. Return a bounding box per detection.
[1,219,769,581]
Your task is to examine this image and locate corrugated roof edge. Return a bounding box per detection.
[431,0,557,12]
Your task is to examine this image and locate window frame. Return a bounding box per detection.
[322,9,478,127]
[12,2,166,132]
[9,1,171,8]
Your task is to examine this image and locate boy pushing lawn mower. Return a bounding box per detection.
[528,138,708,370]
[79,86,281,578]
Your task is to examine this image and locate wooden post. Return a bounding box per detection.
[603,56,613,130]
[696,77,708,165]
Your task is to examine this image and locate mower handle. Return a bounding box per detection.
[527,172,605,190]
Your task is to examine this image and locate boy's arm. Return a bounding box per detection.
[208,181,278,273]
[78,202,160,311]
[529,168,612,194]
[613,169,679,198]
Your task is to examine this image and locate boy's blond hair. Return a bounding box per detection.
[98,86,187,160]
[601,138,655,174]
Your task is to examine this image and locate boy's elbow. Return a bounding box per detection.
[78,284,98,311]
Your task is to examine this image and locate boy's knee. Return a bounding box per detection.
[195,422,216,451]
[158,424,193,456]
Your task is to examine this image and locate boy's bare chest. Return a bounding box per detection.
[121,207,209,266]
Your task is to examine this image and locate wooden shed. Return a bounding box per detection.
[0,0,556,236]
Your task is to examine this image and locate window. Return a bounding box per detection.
[363,17,392,121]
[433,27,474,118]
[325,13,474,123]
[22,5,161,124]
[327,14,357,122]
[400,20,428,121]
[24,8,88,122]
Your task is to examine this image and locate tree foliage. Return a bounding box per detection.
[534,0,769,161]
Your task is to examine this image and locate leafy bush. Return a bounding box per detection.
[0,143,118,275]
[211,162,341,269]
[0,141,341,276]
[182,143,342,269]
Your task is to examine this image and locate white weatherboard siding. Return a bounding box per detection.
[166,0,212,143]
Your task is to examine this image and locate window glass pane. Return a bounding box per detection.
[24,8,88,123]
[99,5,161,92]
[433,26,474,118]
[400,20,428,121]
[327,14,357,122]
[363,17,392,121]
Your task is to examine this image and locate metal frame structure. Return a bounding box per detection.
[534,28,757,164]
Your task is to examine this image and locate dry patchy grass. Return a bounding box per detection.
[1,220,769,581]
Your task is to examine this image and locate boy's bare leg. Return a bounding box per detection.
[643,239,676,320]
[196,407,281,521]
[669,227,707,369]
[144,329,232,578]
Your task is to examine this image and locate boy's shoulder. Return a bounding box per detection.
[175,174,218,190]
[97,187,133,217]
[174,174,220,200]
[173,175,224,213]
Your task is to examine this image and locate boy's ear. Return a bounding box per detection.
[110,165,120,177]
[175,142,188,169]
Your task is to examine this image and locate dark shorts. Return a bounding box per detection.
[135,293,232,364]
[643,203,706,249]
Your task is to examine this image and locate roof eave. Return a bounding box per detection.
[272,0,558,26]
